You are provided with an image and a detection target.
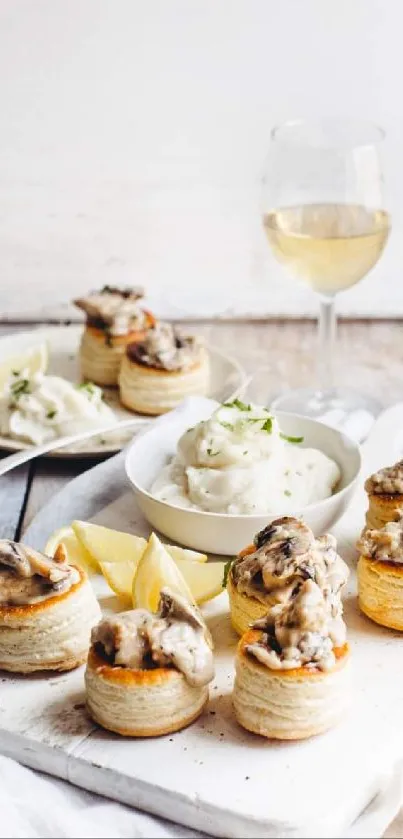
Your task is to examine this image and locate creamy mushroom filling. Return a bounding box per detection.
[0,540,79,606]
[357,517,403,564]
[74,286,147,337]
[92,588,214,687]
[365,460,403,496]
[126,322,202,372]
[246,580,344,672]
[232,517,348,671]
[231,517,348,608]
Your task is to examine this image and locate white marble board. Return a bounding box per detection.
[2,406,403,837]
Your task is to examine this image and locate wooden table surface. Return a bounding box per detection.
[1,316,403,837]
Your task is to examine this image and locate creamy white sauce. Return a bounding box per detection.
[0,372,115,445]
[151,402,340,514]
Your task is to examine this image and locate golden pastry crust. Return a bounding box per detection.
[233,631,350,740]
[85,648,209,736]
[365,493,403,532]
[0,566,101,673]
[227,575,267,636]
[79,311,155,387]
[357,553,403,630]
[118,349,210,415]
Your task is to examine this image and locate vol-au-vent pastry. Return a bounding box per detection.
[85,588,214,737]
[0,540,100,673]
[233,573,350,740]
[74,285,155,386]
[357,516,403,630]
[227,516,349,636]
[118,321,210,415]
[363,460,403,531]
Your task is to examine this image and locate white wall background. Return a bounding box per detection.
[0,0,402,319]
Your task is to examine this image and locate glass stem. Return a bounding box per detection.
[317,296,336,394]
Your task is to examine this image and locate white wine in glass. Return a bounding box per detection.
[262,120,391,419]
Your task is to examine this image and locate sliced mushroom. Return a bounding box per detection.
[159,587,213,648]
[74,286,144,326]
[0,540,71,584]
[365,460,403,496]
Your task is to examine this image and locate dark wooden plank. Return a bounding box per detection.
[0,461,31,540]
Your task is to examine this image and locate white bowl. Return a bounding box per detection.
[125,409,362,555]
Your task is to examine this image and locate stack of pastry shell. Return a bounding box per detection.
[79,311,155,387]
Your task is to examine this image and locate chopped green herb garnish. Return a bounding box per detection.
[11,370,20,376]
[46,409,57,420]
[261,417,273,433]
[284,489,292,497]
[10,378,31,398]
[243,450,248,455]
[219,420,234,431]
[207,447,219,457]
[223,557,235,588]
[280,432,304,444]
[243,416,272,427]
[223,398,251,412]
[77,381,99,398]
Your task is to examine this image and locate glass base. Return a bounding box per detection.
[271,387,382,442]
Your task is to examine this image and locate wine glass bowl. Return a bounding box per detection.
[262,118,390,421]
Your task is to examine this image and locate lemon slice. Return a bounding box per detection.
[44,525,97,573]
[133,533,196,612]
[98,559,137,604]
[0,341,48,392]
[72,521,147,567]
[175,559,226,605]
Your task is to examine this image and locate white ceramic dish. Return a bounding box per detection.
[125,402,362,554]
[0,326,245,457]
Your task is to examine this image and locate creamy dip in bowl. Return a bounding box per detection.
[151,401,340,515]
[125,397,361,555]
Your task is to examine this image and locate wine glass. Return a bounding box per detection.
[261,118,390,420]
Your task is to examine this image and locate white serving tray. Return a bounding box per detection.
[3,405,403,837]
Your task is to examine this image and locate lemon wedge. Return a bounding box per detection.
[98,559,137,604]
[165,545,207,564]
[133,533,196,612]
[72,520,207,566]
[72,521,147,567]
[44,525,97,573]
[0,341,48,392]
[174,559,226,605]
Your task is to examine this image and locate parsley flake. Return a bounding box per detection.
[223,398,251,412]
[207,447,219,457]
[46,409,57,420]
[219,420,234,431]
[261,417,273,433]
[10,378,31,399]
[77,381,99,399]
[280,432,304,444]
[284,489,292,497]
